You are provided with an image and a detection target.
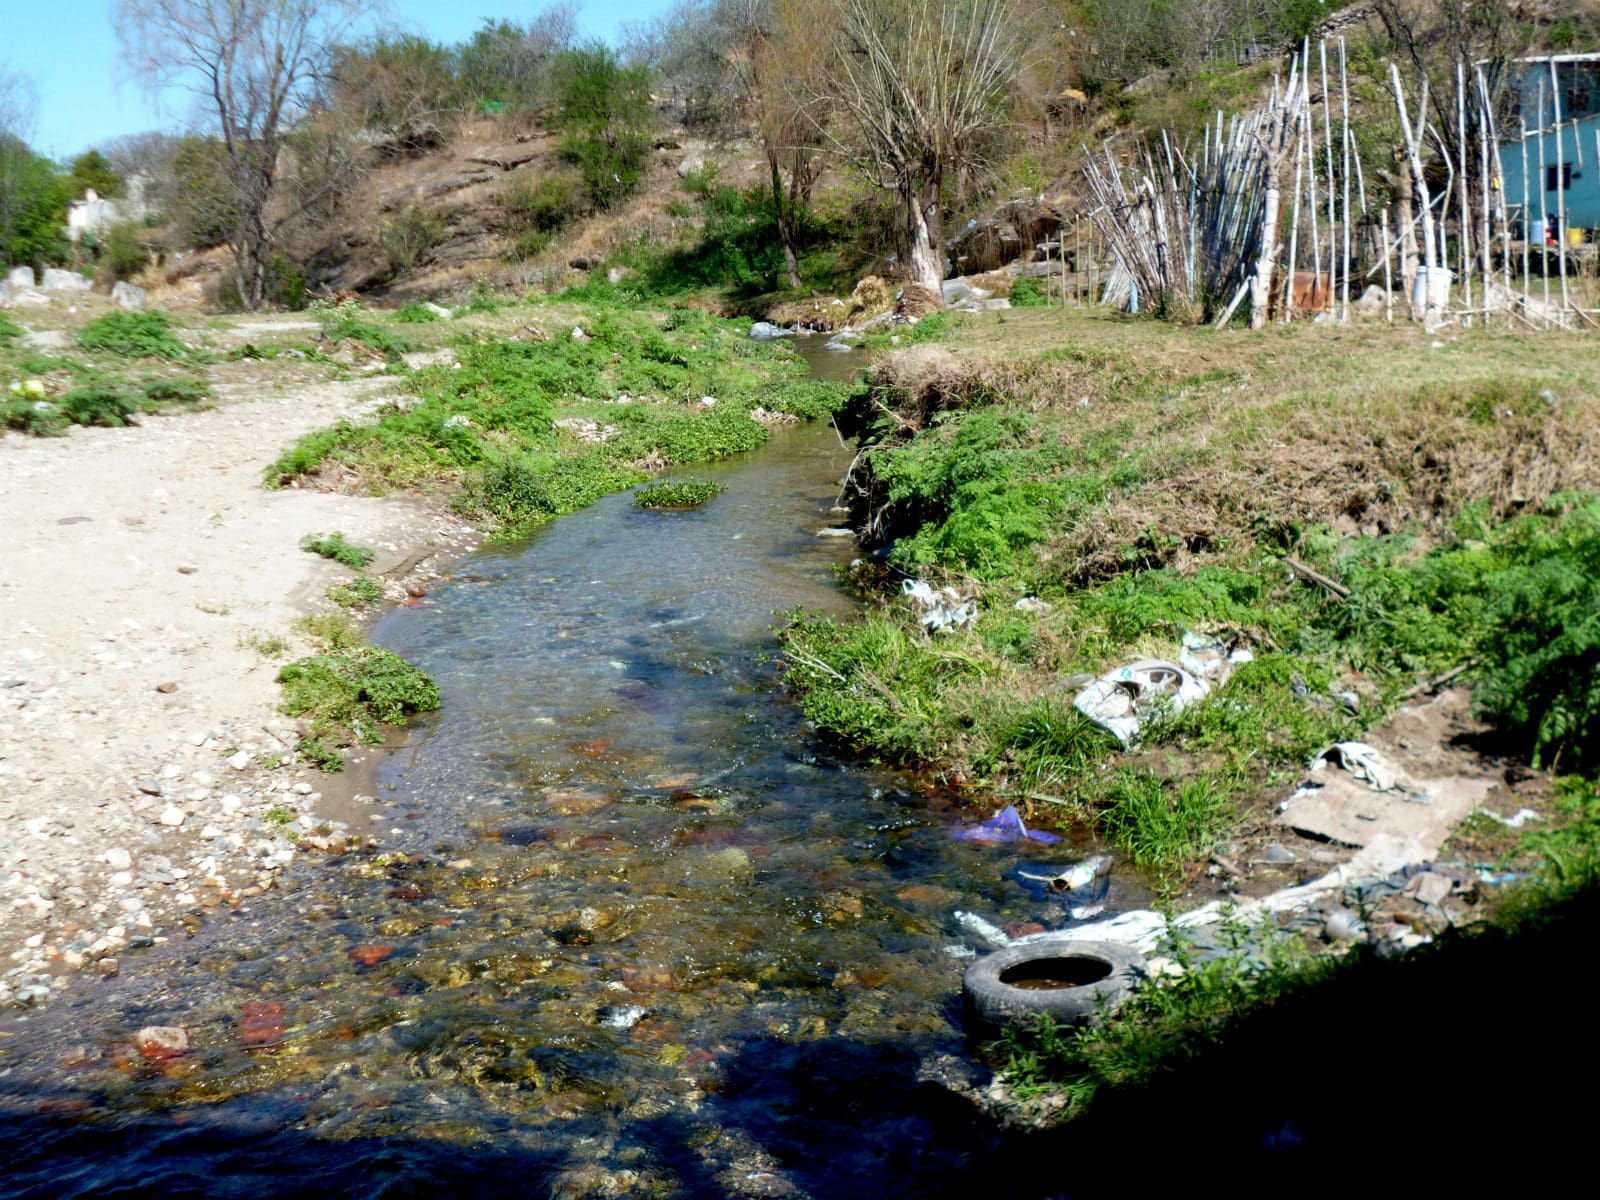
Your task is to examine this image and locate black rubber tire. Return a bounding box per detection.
[962,937,1146,1028]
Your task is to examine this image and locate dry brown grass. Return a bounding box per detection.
[855,306,1600,581]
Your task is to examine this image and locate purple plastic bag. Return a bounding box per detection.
[951,804,1062,846]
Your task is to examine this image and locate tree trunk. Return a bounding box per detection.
[1251,166,1284,328]
[900,176,944,315]
[1396,152,1418,303]
[769,151,801,290]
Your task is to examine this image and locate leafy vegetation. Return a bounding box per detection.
[312,301,411,361]
[327,575,385,608]
[300,531,376,569]
[393,302,443,324]
[276,646,439,768]
[77,310,189,360]
[633,478,724,509]
[267,301,851,536]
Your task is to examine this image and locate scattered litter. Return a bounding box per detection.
[1256,842,1297,865]
[1013,596,1053,614]
[571,326,589,341]
[697,395,717,407]
[942,944,978,960]
[1178,631,1253,684]
[1475,867,1526,887]
[1480,806,1542,829]
[1309,742,1402,793]
[953,910,1012,949]
[1406,871,1453,906]
[1012,854,1111,900]
[1324,906,1366,942]
[1073,658,1209,747]
[747,321,790,340]
[952,805,1062,846]
[902,579,977,633]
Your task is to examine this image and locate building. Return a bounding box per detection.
[64,175,152,242]
[1499,53,1600,236]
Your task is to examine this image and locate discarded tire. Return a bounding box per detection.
[963,937,1146,1028]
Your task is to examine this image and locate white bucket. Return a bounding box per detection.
[1411,265,1453,314]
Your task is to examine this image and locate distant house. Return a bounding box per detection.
[1499,54,1600,236]
[64,175,152,241]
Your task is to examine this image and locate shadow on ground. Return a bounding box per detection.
[2,887,1594,1197]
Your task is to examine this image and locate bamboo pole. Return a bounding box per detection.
[1477,65,1510,301]
[1392,65,1441,326]
[1320,40,1337,317]
[1521,124,1533,317]
[1551,59,1570,312]
[1286,116,1304,323]
[1306,109,1323,309]
[1340,38,1352,322]
[1537,82,1550,314]
[1456,61,1472,325]
[1381,205,1394,322]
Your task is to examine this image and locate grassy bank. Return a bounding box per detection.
[780,307,1600,877]
[267,298,854,537]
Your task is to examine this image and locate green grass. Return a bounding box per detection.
[313,301,411,361]
[393,303,443,324]
[300,531,376,569]
[633,478,724,509]
[266,300,854,536]
[327,576,384,608]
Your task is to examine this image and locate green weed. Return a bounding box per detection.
[301,531,376,569]
[634,478,724,509]
[276,647,440,765]
[78,310,189,360]
[313,301,411,361]
[327,576,384,608]
[393,303,443,324]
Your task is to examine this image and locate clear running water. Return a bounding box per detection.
[0,345,1133,1199]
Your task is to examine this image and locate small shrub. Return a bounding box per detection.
[312,301,411,361]
[381,204,448,275]
[500,169,585,260]
[1009,277,1047,307]
[327,576,384,608]
[276,647,440,764]
[140,376,210,409]
[393,303,442,323]
[267,255,309,310]
[97,221,149,282]
[300,531,376,569]
[58,382,139,427]
[634,478,725,509]
[78,310,188,360]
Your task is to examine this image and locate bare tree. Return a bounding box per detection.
[825,0,1032,312]
[0,66,41,259]
[115,0,371,308]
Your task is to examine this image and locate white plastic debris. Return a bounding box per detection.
[1013,596,1053,614]
[1073,658,1210,747]
[1480,806,1542,829]
[902,579,977,633]
[953,910,1011,949]
[1309,742,1401,793]
[1178,631,1253,685]
[604,1005,648,1030]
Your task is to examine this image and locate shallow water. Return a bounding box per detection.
[0,344,1134,1198]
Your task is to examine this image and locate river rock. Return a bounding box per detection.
[111,281,147,310]
[41,268,91,294]
[106,847,133,871]
[747,321,790,341]
[6,266,34,290]
[135,1025,189,1062]
[158,805,186,827]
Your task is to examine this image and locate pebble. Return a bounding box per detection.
[134,1025,188,1062]
[158,805,186,827]
[227,751,251,771]
[135,780,163,797]
[154,682,179,694]
[98,958,119,976]
[105,848,132,871]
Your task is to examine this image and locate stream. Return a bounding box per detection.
[0,344,1131,1198]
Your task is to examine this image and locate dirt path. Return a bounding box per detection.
[0,378,476,1010]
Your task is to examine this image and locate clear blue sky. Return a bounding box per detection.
[2,1,678,160]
